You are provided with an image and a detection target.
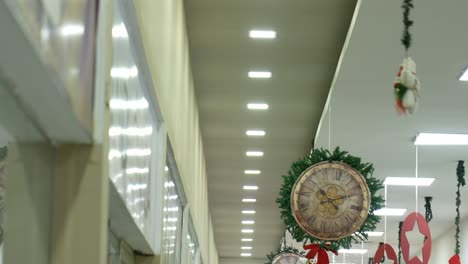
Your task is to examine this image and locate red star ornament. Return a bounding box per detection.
[401,212,432,264]
[372,243,398,264]
[449,254,461,264]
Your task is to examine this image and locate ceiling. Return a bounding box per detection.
[312,0,468,263]
[184,0,358,260]
[186,0,468,262]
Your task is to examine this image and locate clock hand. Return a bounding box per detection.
[328,193,360,202]
[319,200,339,210]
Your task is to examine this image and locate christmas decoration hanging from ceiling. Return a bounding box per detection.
[372,243,398,264]
[393,0,420,115]
[401,212,432,264]
[450,161,465,264]
[276,147,384,264]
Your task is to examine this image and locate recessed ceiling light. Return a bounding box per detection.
[242,220,255,225]
[459,67,468,81]
[241,229,255,233]
[242,198,257,203]
[242,210,256,215]
[353,231,384,237]
[241,253,252,257]
[247,103,269,110]
[244,170,261,175]
[242,238,253,242]
[241,246,253,250]
[248,71,272,79]
[249,30,276,39]
[246,151,264,157]
[365,231,384,237]
[243,186,258,191]
[415,133,468,145]
[338,249,368,254]
[246,130,266,137]
[374,208,407,216]
[384,177,435,186]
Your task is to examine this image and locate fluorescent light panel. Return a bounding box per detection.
[384,177,435,186]
[241,229,255,233]
[241,246,253,250]
[242,210,256,215]
[415,133,468,145]
[247,103,269,110]
[242,238,253,242]
[242,220,255,225]
[459,67,468,81]
[374,208,407,216]
[246,130,266,136]
[244,170,261,175]
[241,253,252,257]
[338,249,368,254]
[248,71,272,78]
[243,186,258,190]
[249,30,276,39]
[246,151,263,157]
[242,198,256,203]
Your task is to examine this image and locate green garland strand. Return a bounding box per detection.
[265,246,304,264]
[398,221,403,264]
[424,197,433,223]
[276,147,385,250]
[401,0,414,50]
[455,161,465,255]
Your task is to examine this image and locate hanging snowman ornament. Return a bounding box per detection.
[393,0,420,115]
[394,57,420,114]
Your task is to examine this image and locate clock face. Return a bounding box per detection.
[272,253,304,264]
[291,161,371,241]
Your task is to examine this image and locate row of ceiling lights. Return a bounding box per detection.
[239,29,277,258]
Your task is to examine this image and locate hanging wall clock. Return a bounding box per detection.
[291,161,371,240]
[272,253,304,264]
[277,147,384,250]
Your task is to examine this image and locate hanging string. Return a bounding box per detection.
[379,183,388,264]
[455,161,465,255]
[361,241,364,264]
[328,105,331,150]
[401,0,414,52]
[415,145,419,212]
[384,185,388,243]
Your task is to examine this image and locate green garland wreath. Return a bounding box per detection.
[266,246,305,264]
[276,147,385,250]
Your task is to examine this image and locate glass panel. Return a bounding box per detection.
[108,231,120,264]
[162,165,183,264]
[108,3,153,234]
[180,207,200,264]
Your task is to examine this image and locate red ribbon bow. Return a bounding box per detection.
[304,244,338,264]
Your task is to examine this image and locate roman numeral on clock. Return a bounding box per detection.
[351,204,362,211]
[335,170,343,181]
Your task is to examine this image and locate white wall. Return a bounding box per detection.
[132,1,218,263]
[430,217,467,263]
